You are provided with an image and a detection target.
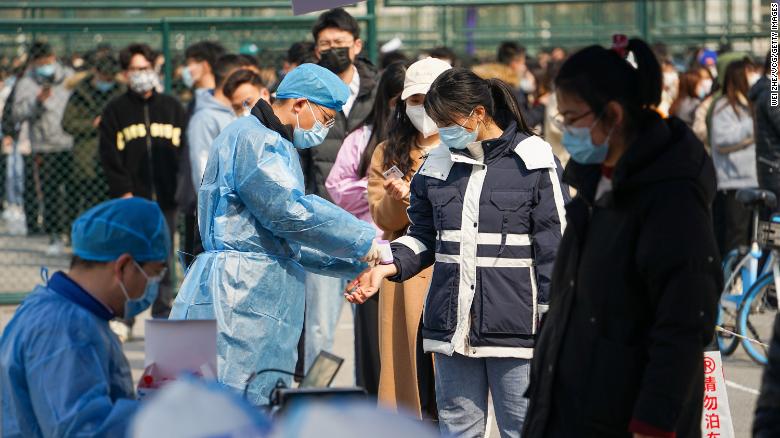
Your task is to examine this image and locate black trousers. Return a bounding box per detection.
[354,295,380,395]
[152,208,177,318]
[181,206,203,269]
[24,152,73,237]
[713,189,752,257]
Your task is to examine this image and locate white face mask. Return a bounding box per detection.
[697,79,713,99]
[748,73,761,88]
[405,104,438,138]
[128,70,158,95]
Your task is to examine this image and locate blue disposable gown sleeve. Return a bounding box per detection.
[297,245,368,278]
[234,130,375,261]
[24,342,138,436]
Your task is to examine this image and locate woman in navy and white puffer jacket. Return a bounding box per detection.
[346,68,569,438]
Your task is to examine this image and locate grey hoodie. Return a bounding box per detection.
[188,88,236,189]
[710,96,758,190]
[12,63,74,153]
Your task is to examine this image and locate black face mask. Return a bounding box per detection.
[319,47,353,74]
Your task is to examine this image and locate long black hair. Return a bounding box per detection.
[719,58,754,118]
[357,61,407,177]
[369,62,430,178]
[554,38,662,133]
[424,68,532,135]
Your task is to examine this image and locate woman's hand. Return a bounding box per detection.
[383,179,410,201]
[344,264,398,304]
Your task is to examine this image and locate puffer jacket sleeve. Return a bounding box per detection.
[98,101,134,197]
[388,171,436,282]
[325,126,370,217]
[630,181,721,432]
[233,128,375,261]
[530,157,569,307]
[61,90,93,138]
[187,112,214,190]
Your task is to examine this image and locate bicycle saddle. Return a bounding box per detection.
[736,188,778,209]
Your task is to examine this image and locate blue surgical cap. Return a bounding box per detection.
[275,63,350,111]
[71,198,171,263]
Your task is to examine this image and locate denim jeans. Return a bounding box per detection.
[303,271,347,371]
[434,353,530,438]
[5,147,24,206]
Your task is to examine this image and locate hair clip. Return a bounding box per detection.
[612,34,629,59]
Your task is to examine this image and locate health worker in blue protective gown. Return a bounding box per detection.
[0,198,170,437]
[169,63,381,405]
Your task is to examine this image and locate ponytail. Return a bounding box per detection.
[485,78,532,135]
[425,68,533,135]
[626,38,662,109]
[555,36,662,123]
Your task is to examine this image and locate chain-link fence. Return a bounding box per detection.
[0,0,772,301]
[0,12,378,300]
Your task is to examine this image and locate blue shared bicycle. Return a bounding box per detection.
[718,188,780,365]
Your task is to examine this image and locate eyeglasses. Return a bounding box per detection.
[133,260,167,283]
[127,66,153,74]
[551,110,594,134]
[309,102,336,128]
[316,39,354,51]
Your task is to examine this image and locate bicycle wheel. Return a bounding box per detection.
[718,250,744,355]
[738,273,778,365]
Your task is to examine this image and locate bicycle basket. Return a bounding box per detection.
[758,220,780,249]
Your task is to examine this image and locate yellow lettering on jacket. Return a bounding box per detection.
[172,127,181,147]
[114,123,182,149]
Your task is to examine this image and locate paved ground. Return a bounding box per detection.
[0,223,765,437]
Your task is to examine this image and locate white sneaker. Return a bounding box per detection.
[6,207,27,236]
[45,240,65,256]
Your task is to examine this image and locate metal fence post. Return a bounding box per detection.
[636,0,649,41]
[161,18,172,92]
[366,0,378,65]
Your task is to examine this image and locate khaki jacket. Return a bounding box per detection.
[367,141,434,416]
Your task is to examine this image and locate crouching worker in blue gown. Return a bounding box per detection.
[0,198,170,437]
[169,63,380,405]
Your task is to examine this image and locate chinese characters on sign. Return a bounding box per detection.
[701,351,735,438]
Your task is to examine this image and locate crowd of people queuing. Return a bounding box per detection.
[0,5,779,438]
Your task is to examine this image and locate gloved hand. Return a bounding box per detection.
[361,240,382,266]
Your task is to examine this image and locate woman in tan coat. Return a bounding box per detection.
[366,57,451,419]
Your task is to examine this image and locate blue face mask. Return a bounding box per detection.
[181,66,195,89]
[561,117,612,165]
[439,110,479,150]
[94,80,115,93]
[119,260,164,319]
[293,102,332,149]
[35,63,56,79]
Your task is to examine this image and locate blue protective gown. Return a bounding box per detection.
[0,272,137,437]
[170,115,374,405]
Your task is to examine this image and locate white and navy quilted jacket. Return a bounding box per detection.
[389,122,569,358]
